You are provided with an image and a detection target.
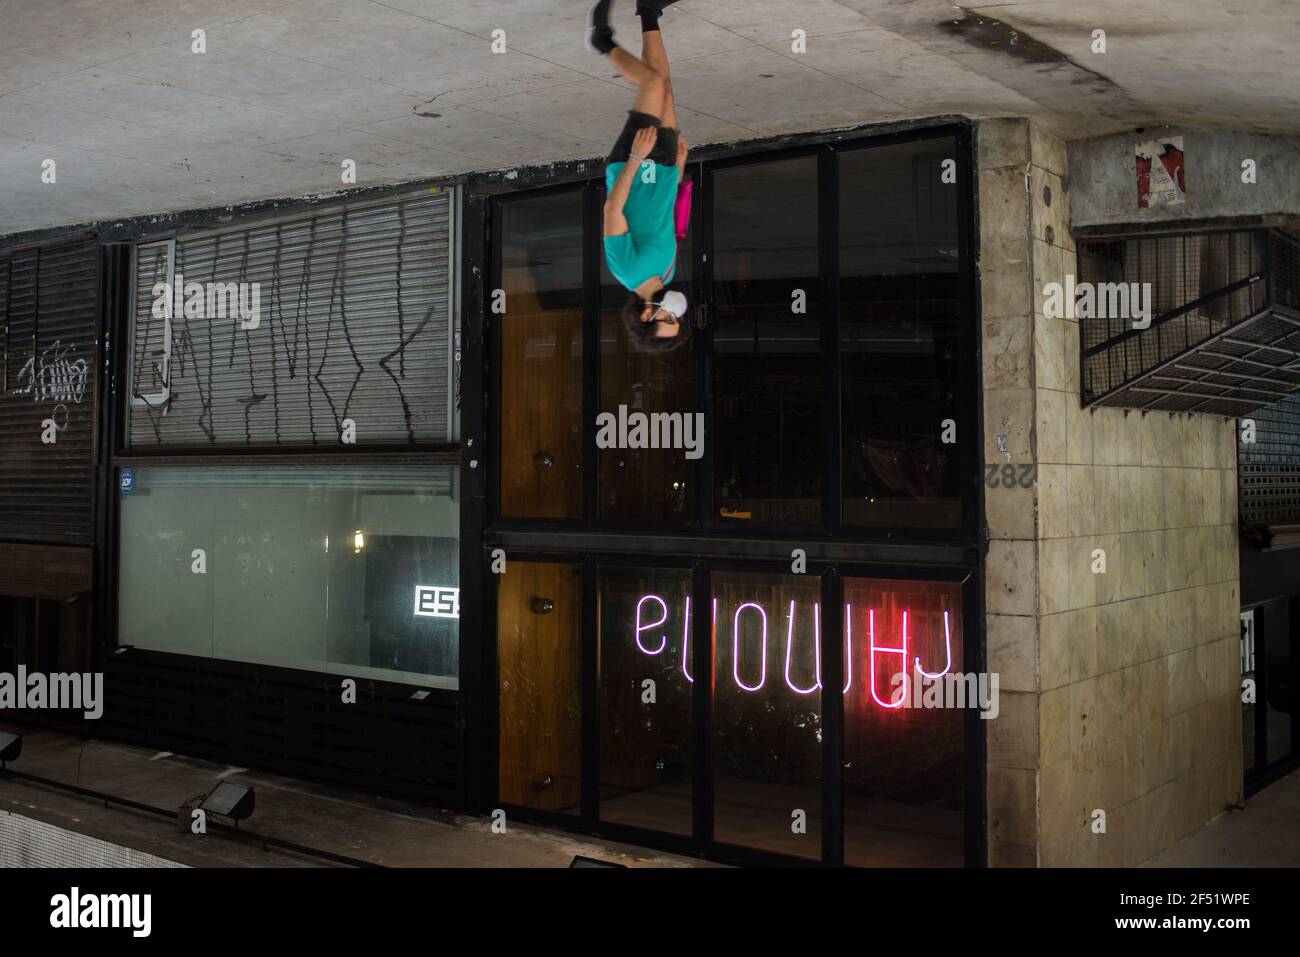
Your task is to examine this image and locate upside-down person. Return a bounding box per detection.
[588,0,692,352]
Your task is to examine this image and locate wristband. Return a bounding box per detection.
[629,151,645,165]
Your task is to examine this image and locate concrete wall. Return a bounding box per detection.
[979,119,1244,867]
[1068,126,1300,230]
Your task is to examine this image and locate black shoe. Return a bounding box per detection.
[636,0,679,15]
[586,0,617,55]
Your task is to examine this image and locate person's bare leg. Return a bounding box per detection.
[660,76,676,129]
[609,48,666,119]
[640,24,669,76]
[608,46,655,87]
[590,1,669,120]
[640,26,675,125]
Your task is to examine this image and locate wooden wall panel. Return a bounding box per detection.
[499,246,583,518]
[497,561,582,811]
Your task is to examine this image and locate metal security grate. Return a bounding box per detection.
[0,238,100,545]
[1240,394,1300,527]
[1079,229,1300,415]
[127,190,455,448]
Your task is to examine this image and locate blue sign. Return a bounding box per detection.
[119,467,135,496]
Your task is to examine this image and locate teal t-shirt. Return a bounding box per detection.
[604,161,679,291]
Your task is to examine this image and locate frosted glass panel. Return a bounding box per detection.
[117,465,458,687]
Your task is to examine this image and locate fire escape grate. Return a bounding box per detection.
[1078,229,1300,416]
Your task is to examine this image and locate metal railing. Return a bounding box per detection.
[1078,229,1300,415]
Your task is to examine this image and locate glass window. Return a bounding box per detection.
[498,190,584,519]
[842,577,965,866]
[117,465,459,687]
[598,215,695,523]
[598,567,693,834]
[1241,608,1256,775]
[712,570,822,858]
[1261,600,1293,767]
[712,157,822,525]
[498,561,583,813]
[839,139,962,529]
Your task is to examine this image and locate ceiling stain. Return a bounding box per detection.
[937,11,1142,120]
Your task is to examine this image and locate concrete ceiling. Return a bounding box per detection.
[3,0,1298,236]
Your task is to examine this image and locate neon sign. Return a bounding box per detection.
[634,595,954,703]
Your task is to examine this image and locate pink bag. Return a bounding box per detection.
[673,178,693,239]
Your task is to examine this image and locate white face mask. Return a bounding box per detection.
[656,289,688,319]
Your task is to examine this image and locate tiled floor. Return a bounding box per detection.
[1146,768,1300,867]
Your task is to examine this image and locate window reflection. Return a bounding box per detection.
[840,140,962,528]
[843,577,964,866]
[599,567,693,834]
[599,225,695,522]
[1260,600,1294,768]
[712,158,821,525]
[712,570,822,858]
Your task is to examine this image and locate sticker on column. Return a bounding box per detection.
[120,467,136,496]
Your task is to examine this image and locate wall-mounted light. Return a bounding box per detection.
[353,530,365,553]
[0,731,22,767]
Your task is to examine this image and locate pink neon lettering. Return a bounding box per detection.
[681,596,693,682]
[869,608,908,709]
[635,594,669,655]
[843,603,852,695]
[732,602,768,692]
[914,610,952,679]
[630,595,950,707]
[783,600,821,694]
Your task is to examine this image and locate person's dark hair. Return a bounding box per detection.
[621,293,688,353]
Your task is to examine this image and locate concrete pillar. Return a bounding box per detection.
[978,118,1245,867]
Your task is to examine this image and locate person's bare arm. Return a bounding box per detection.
[604,126,657,236]
[676,135,688,179]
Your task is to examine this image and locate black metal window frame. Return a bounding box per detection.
[483,124,981,548]
[105,186,465,628]
[482,551,984,867]
[94,187,470,805]
[1243,597,1300,795]
[465,120,986,865]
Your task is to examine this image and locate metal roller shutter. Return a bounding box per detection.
[128,189,455,448]
[0,238,100,545]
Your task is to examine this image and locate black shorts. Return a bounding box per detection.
[608,110,679,166]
